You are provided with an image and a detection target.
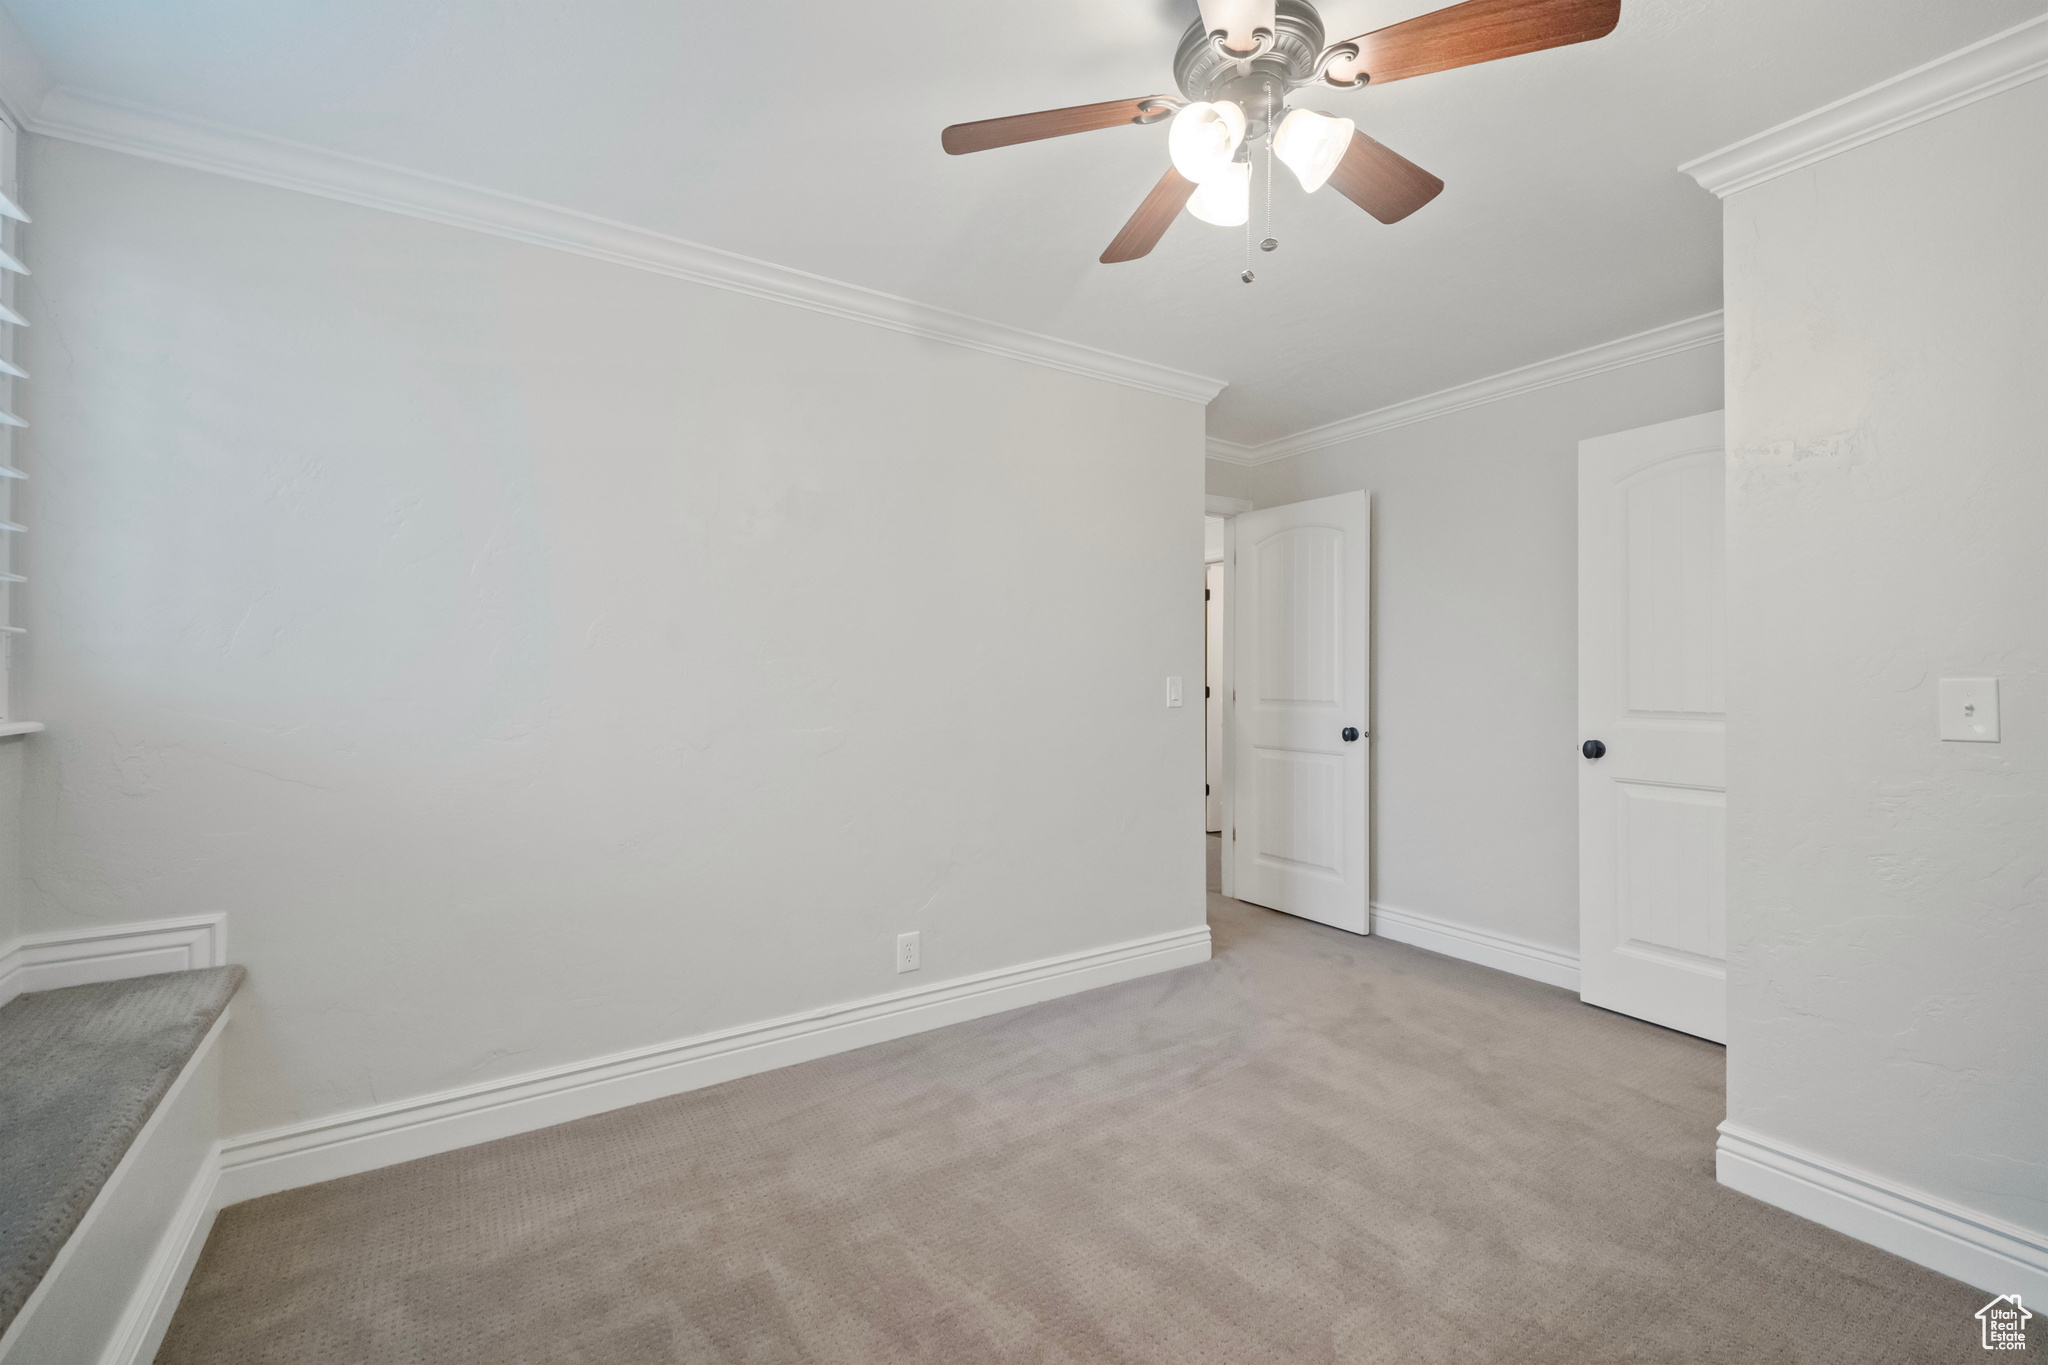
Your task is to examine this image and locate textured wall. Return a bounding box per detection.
[16,138,1208,1135]
[1208,346,1724,954]
[1722,80,2047,1233]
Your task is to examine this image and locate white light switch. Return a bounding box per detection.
[1938,677,1999,742]
[1166,676,1184,708]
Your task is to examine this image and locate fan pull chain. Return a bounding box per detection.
[1254,85,1279,271]
[1243,199,1252,284]
[1261,138,1277,258]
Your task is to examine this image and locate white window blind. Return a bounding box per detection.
[0,110,24,723]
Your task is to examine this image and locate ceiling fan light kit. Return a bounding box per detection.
[1271,108,1354,194]
[941,0,1621,269]
[1187,161,1253,227]
[1167,101,1249,183]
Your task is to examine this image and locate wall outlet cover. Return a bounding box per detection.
[895,931,921,973]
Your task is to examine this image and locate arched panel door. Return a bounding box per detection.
[1579,411,1727,1042]
[1229,492,1370,933]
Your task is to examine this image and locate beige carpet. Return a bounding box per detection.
[159,839,2005,1363]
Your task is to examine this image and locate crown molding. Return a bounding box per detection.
[22,88,1226,406]
[1681,13,2048,198]
[0,7,56,129]
[1204,311,1723,467]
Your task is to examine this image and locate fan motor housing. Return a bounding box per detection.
[1173,0,1328,109]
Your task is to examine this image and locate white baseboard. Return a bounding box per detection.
[216,923,1212,1205]
[1717,1121,2048,1301]
[0,1010,227,1365]
[1371,902,1580,992]
[0,915,228,1008]
[98,1155,220,1365]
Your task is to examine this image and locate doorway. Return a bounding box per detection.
[1226,492,1372,933]
[1204,518,1226,834]
[1202,494,1372,931]
[1204,516,1227,895]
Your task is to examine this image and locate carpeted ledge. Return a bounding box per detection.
[0,965,243,1336]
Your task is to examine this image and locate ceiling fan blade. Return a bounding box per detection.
[1101,167,1198,264]
[1196,0,1279,54]
[1324,0,1621,87]
[942,97,1173,155]
[1326,131,1444,224]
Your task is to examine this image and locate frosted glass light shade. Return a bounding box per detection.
[1168,101,1247,184]
[1272,108,1354,194]
[1186,160,1250,226]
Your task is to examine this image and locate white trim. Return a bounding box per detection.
[1717,1121,2048,1301]
[215,922,1212,1205]
[1681,14,2048,197]
[1204,313,1723,466]
[0,914,228,1008]
[0,721,45,735]
[97,1155,219,1365]
[0,1010,227,1365]
[1204,494,1252,516]
[1371,902,1581,992]
[1218,514,1238,902]
[0,8,54,129]
[19,88,1224,406]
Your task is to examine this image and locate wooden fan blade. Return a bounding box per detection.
[1101,167,1198,264]
[1327,131,1445,225]
[1325,0,1621,87]
[942,97,1170,155]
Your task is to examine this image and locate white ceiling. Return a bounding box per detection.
[5,0,2041,445]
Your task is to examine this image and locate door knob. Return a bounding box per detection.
[1342,727,1360,742]
[1582,739,1606,760]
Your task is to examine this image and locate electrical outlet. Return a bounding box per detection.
[896,931,921,974]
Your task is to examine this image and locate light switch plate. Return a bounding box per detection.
[1938,677,1999,742]
[1166,676,1184,708]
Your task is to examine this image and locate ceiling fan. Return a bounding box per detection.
[942,0,1621,270]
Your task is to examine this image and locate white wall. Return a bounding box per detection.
[16,138,1208,1136]
[0,110,23,947]
[0,743,19,945]
[1722,79,2047,1243]
[1209,346,1723,955]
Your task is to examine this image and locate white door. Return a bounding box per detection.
[1578,411,1727,1042]
[1230,492,1370,933]
[1205,560,1225,832]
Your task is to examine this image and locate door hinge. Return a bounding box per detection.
[1205,783,1210,794]
[1205,587,1211,600]
[1232,827,1237,840]
[1205,686,1210,698]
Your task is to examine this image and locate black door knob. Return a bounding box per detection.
[1582,739,1606,760]
[1342,727,1360,742]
